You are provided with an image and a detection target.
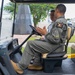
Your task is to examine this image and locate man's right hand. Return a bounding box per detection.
[40,36,45,40]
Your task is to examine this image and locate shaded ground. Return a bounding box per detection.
[23,59,75,75]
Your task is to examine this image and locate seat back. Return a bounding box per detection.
[67,27,72,40]
[65,26,74,53]
[67,27,74,40]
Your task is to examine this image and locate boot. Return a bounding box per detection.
[28,64,43,70]
[11,60,23,74]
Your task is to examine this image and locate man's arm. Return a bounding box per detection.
[45,23,67,44]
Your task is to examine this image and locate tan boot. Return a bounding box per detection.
[11,60,23,74]
[28,64,43,70]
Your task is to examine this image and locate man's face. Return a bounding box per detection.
[54,9,58,18]
[50,12,54,21]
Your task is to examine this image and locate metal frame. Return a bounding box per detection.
[12,2,16,37]
[10,0,75,3]
[0,0,4,37]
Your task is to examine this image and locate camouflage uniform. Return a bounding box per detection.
[18,16,68,70]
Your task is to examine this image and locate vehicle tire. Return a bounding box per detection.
[0,71,3,75]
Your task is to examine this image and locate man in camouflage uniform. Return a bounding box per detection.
[11,4,67,74]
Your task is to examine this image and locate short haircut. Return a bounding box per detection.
[56,4,66,14]
[51,10,55,13]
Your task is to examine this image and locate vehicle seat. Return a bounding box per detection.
[42,26,74,73]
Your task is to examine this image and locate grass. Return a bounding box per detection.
[21,47,24,53]
[69,35,75,43]
[67,47,71,54]
[28,36,37,41]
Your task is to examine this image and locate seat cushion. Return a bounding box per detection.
[42,53,48,58]
[42,52,67,58]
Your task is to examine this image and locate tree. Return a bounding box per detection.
[4,3,56,27]
[29,4,56,27]
[4,2,18,18]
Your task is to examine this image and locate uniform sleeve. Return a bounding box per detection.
[45,26,61,44]
[45,22,67,44]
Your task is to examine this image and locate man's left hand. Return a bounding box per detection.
[36,26,47,35]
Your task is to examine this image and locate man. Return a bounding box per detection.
[48,10,55,32]
[37,10,55,40]
[11,4,67,74]
[35,10,55,40]
[28,9,55,69]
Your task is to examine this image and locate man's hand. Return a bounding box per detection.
[40,36,45,40]
[36,26,47,35]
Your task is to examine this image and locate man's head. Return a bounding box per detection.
[55,4,66,19]
[50,10,55,21]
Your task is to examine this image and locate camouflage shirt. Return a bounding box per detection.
[45,16,68,44]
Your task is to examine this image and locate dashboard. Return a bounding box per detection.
[7,39,19,54]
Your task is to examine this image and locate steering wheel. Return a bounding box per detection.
[30,25,42,36]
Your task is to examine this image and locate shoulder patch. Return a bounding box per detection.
[57,23,63,28]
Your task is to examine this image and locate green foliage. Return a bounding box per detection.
[69,35,75,43]
[29,3,56,27]
[4,3,56,26]
[67,18,70,21]
[67,47,71,54]
[4,2,18,18]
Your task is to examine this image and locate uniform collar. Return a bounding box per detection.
[57,16,65,19]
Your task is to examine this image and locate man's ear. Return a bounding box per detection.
[56,9,59,14]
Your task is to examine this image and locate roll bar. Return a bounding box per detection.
[0,0,4,36]
[12,2,16,37]
[10,0,75,3]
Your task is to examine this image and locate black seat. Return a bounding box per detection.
[42,26,74,73]
[47,52,66,58]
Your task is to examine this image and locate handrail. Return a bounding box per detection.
[9,0,75,3]
[12,2,16,37]
[0,0,4,35]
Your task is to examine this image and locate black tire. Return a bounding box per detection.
[0,70,3,75]
[0,72,2,75]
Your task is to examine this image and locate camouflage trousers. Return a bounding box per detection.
[17,40,53,70]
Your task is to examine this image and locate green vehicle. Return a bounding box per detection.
[0,0,75,75]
